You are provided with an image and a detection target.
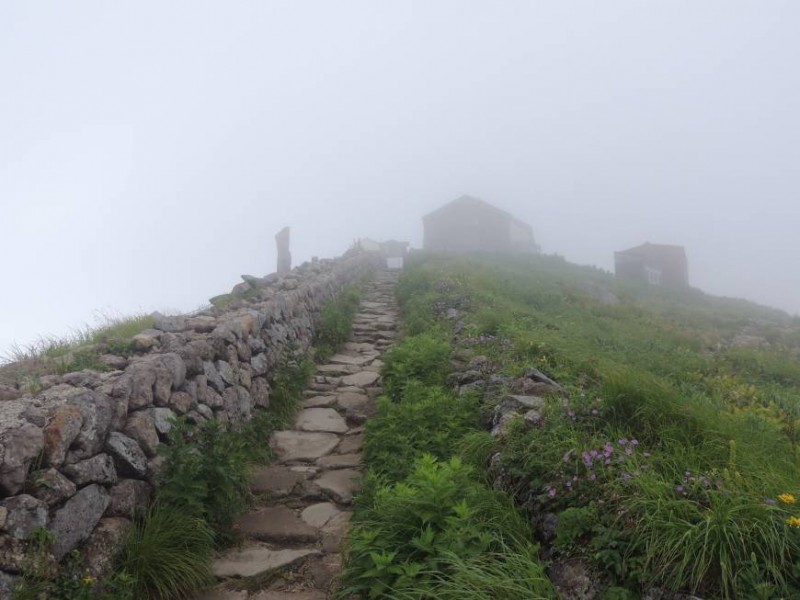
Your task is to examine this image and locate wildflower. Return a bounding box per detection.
[779,493,797,505]
[588,472,596,481]
[603,443,614,458]
[82,575,95,586]
[620,472,631,482]
[787,516,800,528]
[676,485,686,495]
[630,439,639,446]
[581,451,593,467]
[619,438,629,446]
[547,487,557,498]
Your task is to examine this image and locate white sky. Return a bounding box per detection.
[2,1,799,354]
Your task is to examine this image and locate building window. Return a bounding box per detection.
[645,267,662,286]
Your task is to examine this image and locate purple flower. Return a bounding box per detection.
[619,438,629,446]
[621,472,632,482]
[676,485,686,495]
[590,450,599,458]
[603,443,614,457]
[631,439,639,446]
[547,487,557,498]
[588,472,596,481]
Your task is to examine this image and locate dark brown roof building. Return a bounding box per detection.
[614,242,689,288]
[423,195,538,254]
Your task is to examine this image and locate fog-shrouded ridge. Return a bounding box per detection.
[2,1,799,354]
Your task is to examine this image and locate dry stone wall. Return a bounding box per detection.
[0,250,382,592]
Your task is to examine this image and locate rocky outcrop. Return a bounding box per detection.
[0,250,381,584]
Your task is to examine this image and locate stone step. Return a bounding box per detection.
[236,505,318,545]
[212,543,319,580]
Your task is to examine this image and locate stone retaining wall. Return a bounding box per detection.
[0,249,382,592]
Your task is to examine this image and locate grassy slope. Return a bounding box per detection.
[376,253,800,599]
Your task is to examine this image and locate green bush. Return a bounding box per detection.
[381,333,451,401]
[362,382,480,483]
[156,419,250,544]
[118,503,214,599]
[316,286,361,362]
[339,455,535,598]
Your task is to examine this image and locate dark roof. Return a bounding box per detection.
[423,195,532,232]
[616,242,687,260]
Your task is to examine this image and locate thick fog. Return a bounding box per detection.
[2,1,799,354]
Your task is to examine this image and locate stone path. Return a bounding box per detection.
[197,271,398,600]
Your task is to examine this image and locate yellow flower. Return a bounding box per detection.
[81,576,95,586]
[778,493,796,505]
[786,516,800,529]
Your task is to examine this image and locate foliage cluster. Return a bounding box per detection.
[315,285,362,362]
[398,253,800,599]
[339,330,555,599]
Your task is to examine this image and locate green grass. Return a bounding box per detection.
[368,253,800,599]
[315,285,362,362]
[118,503,214,599]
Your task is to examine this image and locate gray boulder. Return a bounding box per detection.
[62,453,117,486]
[153,312,188,333]
[105,432,147,478]
[0,495,48,539]
[107,479,153,518]
[29,469,77,508]
[49,484,109,560]
[203,361,225,393]
[124,410,160,457]
[0,422,45,495]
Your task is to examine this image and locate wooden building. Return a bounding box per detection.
[422,195,538,254]
[614,242,689,288]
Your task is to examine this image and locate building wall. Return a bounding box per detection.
[424,204,519,253]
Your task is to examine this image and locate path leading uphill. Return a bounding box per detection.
[198,270,399,600]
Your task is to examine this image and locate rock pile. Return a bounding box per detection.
[0,251,382,594]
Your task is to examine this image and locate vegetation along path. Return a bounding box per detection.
[197,270,399,600]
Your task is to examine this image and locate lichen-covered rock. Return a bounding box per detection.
[0,422,44,495]
[216,360,237,386]
[0,535,29,573]
[148,407,176,437]
[61,453,117,486]
[63,390,115,462]
[153,312,187,333]
[82,517,131,579]
[203,361,225,393]
[168,391,193,415]
[251,353,269,376]
[0,495,48,539]
[29,469,76,508]
[105,432,147,478]
[107,479,152,518]
[49,484,109,560]
[123,411,160,457]
[223,386,252,423]
[154,353,186,392]
[41,403,83,468]
[251,377,271,408]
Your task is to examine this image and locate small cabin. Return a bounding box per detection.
[614,242,689,288]
[423,195,538,254]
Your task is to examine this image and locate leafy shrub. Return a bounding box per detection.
[339,455,534,598]
[316,286,361,362]
[363,382,480,483]
[381,333,451,401]
[118,503,214,599]
[554,505,597,551]
[157,419,250,544]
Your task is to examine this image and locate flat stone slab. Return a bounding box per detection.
[270,431,340,462]
[294,408,348,434]
[301,395,337,408]
[336,433,364,454]
[194,588,248,600]
[250,465,307,497]
[316,364,355,375]
[212,544,319,578]
[337,392,370,411]
[300,502,342,529]
[341,371,380,387]
[317,453,361,469]
[329,354,371,366]
[321,511,353,553]
[236,506,317,544]
[250,591,326,600]
[315,468,361,504]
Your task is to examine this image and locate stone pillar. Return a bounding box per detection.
[276,227,291,274]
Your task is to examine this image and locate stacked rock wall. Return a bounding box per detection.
[0,250,382,591]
